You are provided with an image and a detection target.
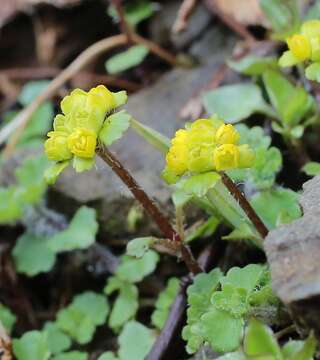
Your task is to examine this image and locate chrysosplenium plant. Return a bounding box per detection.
[44,85,127,182]
[279,19,320,81]
[164,117,255,181]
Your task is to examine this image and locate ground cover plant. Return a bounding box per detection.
[1,0,320,359]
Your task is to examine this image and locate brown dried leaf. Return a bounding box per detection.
[0,0,82,28]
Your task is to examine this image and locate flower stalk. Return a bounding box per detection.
[96,144,203,275]
[220,172,269,238]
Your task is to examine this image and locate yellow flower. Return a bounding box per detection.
[215,124,240,145]
[213,144,240,171]
[287,34,311,61]
[45,131,72,161]
[67,128,97,158]
[171,129,188,146]
[188,145,215,173]
[166,144,188,175]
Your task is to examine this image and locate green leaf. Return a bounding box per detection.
[105,278,138,331]
[130,118,170,155]
[182,269,224,353]
[0,303,16,334]
[185,216,220,243]
[282,341,305,359]
[99,110,131,146]
[0,186,23,224]
[15,155,49,204]
[48,206,98,252]
[216,352,246,360]
[201,307,244,353]
[44,161,69,185]
[221,264,265,293]
[126,237,156,258]
[19,102,53,146]
[212,284,248,318]
[13,330,51,360]
[179,172,221,197]
[259,0,300,39]
[244,319,282,359]
[222,223,262,246]
[71,291,109,326]
[302,161,320,176]
[108,0,156,27]
[43,322,71,355]
[151,278,180,330]
[229,125,281,190]
[72,157,94,173]
[118,321,155,360]
[251,188,301,229]
[13,233,56,276]
[98,353,119,360]
[56,292,108,344]
[263,69,314,126]
[228,55,278,75]
[106,45,149,74]
[289,332,317,360]
[52,351,88,360]
[18,80,50,106]
[116,251,159,283]
[203,83,275,123]
[306,62,320,82]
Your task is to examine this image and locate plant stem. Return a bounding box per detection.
[220,172,269,239]
[96,144,203,275]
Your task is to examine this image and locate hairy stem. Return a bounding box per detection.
[96,144,202,275]
[220,172,269,238]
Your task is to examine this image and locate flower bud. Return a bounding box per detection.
[67,128,97,158]
[45,131,72,161]
[213,144,240,171]
[166,144,188,175]
[171,129,188,146]
[287,34,311,61]
[215,124,240,145]
[187,145,215,173]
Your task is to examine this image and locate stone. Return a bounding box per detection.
[264,175,320,336]
[149,1,211,49]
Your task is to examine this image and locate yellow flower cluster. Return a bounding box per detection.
[279,20,320,75]
[165,117,254,177]
[44,85,127,171]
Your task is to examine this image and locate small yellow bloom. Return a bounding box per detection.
[287,34,311,61]
[45,131,72,162]
[166,144,188,175]
[67,128,97,158]
[213,144,240,171]
[188,128,215,147]
[188,145,215,173]
[88,85,116,114]
[171,129,188,146]
[215,124,240,145]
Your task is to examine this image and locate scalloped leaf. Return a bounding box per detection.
[151,278,180,330]
[0,303,16,334]
[99,110,131,146]
[228,55,278,75]
[43,322,71,355]
[47,206,98,252]
[179,172,221,198]
[126,237,156,258]
[118,321,155,360]
[13,330,51,360]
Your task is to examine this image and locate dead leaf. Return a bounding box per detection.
[0,0,82,28]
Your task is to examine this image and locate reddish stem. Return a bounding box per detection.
[96,145,203,274]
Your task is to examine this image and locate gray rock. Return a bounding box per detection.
[299,175,320,216]
[264,175,320,336]
[149,1,211,49]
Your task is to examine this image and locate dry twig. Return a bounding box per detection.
[172,0,199,34]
